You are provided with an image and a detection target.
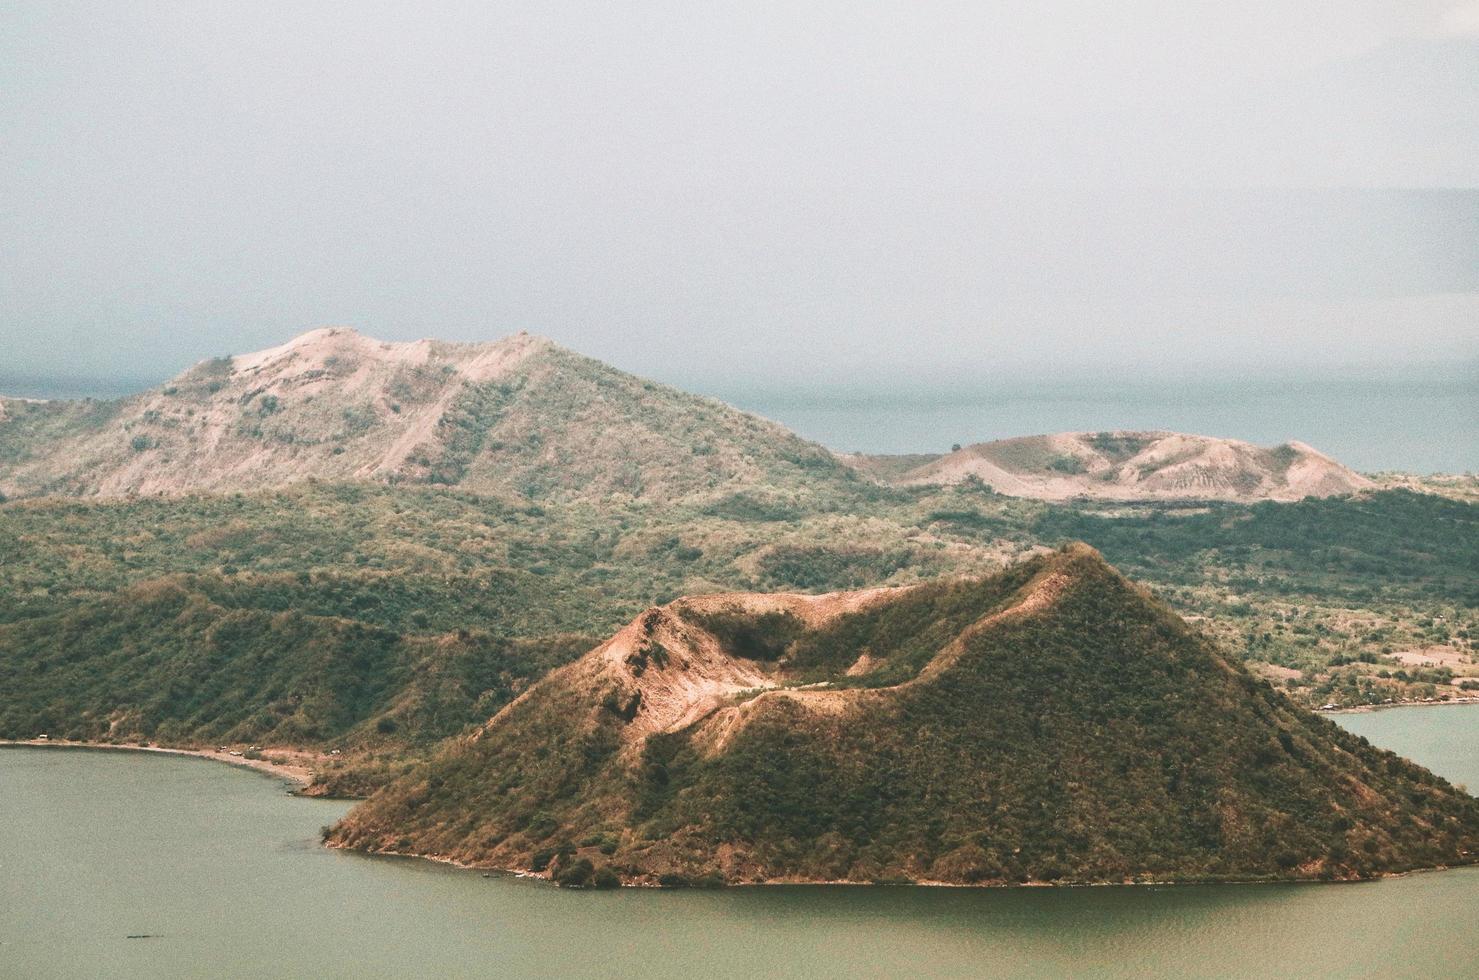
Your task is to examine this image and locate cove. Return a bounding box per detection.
[2,704,1476,979]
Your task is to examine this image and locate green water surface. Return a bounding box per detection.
[2,704,1476,979]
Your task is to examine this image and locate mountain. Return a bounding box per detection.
[1,330,1377,507]
[855,431,1373,502]
[327,545,1478,886]
[0,327,850,503]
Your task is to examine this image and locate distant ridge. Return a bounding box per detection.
[0,327,850,503]
[329,546,1478,886]
[848,431,1373,502]
[0,329,1377,505]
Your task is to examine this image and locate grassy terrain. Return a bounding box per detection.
[2,332,1471,763]
[1024,490,1478,705]
[0,578,588,745]
[0,480,995,788]
[0,484,1473,780]
[0,334,865,504]
[330,548,1479,886]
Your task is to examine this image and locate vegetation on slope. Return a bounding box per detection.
[0,397,122,469]
[1,330,1470,740]
[0,482,1472,786]
[1025,490,1479,704]
[1032,490,1478,606]
[0,480,981,789]
[0,329,860,504]
[329,547,1479,885]
[0,578,588,784]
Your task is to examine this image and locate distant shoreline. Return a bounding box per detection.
[1318,697,1479,716]
[0,739,316,788]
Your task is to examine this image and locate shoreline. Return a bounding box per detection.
[0,739,317,788]
[9,734,1474,892]
[329,700,1479,889]
[1318,696,1479,715]
[330,839,1478,891]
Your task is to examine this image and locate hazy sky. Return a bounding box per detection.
[3,1,1477,391]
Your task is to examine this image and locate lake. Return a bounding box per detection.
[723,374,1477,475]
[2,704,1476,979]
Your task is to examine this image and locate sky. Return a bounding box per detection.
[2,1,1478,393]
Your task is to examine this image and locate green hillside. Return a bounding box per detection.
[0,334,1473,800]
[329,547,1479,886]
[0,483,1473,788]
[0,577,590,788]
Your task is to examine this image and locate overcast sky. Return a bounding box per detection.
[2,1,1477,392]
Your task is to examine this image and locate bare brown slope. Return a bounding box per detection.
[328,546,1478,886]
[0,328,851,503]
[891,430,1372,502]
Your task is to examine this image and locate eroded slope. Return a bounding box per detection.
[887,431,1373,502]
[0,327,851,503]
[329,545,1478,886]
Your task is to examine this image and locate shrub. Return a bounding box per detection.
[701,493,801,523]
[526,812,559,840]
[757,545,914,591]
[689,608,803,661]
[555,858,594,887]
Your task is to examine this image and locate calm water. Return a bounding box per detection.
[2,704,1477,980]
[727,375,1478,474]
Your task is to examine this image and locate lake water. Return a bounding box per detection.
[727,375,1477,475]
[2,704,1477,979]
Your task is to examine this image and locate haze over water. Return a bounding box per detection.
[5,7,1477,484]
[3,705,1476,980]
[714,371,1478,474]
[6,362,1473,476]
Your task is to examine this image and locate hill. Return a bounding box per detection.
[0,477,1470,789]
[0,327,851,503]
[0,479,989,793]
[0,574,594,793]
[864,431,1372,502]
[327,545,1478,886]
